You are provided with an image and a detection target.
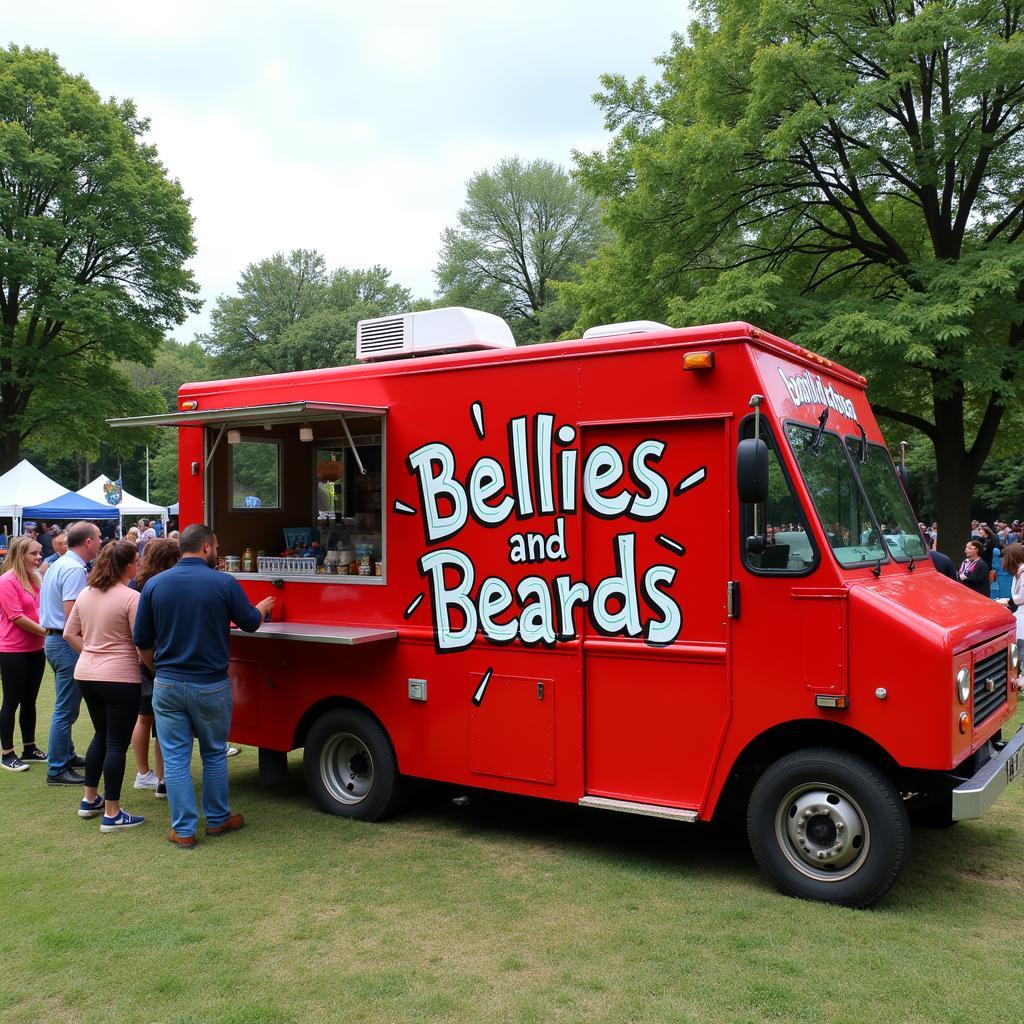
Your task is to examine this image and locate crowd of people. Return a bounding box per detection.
[1,509,1022,841]
[0,519,272,846]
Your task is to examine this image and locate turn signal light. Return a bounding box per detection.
[683,351,715,371]
[180,400,198,411]
[959,712,970,734]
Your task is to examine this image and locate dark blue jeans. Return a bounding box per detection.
[45,635,80,777]
[152,676,233,837]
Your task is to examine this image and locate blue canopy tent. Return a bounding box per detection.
[21,491,120,521]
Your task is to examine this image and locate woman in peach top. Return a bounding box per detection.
[64,540,145,832]
[0,536,48,771]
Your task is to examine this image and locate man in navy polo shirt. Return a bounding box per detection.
[134,523,273,847]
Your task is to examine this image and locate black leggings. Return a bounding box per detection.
[79,681,141,801]
[0,650,46,751]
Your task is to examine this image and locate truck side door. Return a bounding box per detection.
[581,417,730,810]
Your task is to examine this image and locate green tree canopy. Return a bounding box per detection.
[435,157,605,341]
[0,45,199,472]
[573,0,1024,551]
[204,250,413,375]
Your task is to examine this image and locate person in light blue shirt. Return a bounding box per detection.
[40,521,102,784]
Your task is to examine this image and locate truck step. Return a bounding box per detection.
[578,795,698,822]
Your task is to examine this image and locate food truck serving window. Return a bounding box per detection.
[210,413,385,582]
[231,440,281,509]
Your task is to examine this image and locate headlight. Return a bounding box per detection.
[1011,644,1020,674]
[956,667,971,703]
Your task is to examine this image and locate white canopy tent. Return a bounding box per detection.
[76,475,167,532]
[0,459,70,535]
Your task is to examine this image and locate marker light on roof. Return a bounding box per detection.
[682,351,715,371]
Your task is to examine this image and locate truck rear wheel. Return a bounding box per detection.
[303,709,402,821]
[747,747,909,908]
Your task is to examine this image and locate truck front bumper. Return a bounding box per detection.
[952,725,1024,821]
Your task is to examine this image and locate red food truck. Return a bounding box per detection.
[113,308,1022,907]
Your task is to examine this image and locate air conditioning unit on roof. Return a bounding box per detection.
[356,307,516,362]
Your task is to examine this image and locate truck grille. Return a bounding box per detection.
[973,650,1008,726]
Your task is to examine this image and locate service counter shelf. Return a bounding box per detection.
[229,622,398,646]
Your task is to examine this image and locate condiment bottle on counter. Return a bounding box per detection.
[242,547,255,572]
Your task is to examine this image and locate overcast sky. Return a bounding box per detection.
[6,1,690,341]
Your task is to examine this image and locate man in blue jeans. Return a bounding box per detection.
[134,523,274,847]
[40,521,102,784]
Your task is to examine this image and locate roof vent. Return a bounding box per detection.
[582,320,672,340]
[356,307,516,362]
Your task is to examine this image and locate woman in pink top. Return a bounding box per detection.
[64,540,145,832]
[0,536,48,772]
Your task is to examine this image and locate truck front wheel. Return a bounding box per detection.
[747,747,909,908]
[303,709,402,821]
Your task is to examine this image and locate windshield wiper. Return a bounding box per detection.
[857,424,868,464]
[810,408,829,456]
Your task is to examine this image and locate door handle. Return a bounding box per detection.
[727,581,740,619]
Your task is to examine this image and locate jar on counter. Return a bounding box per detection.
[242,547,255,572]
[225,556,241,573]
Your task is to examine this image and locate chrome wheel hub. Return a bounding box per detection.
[775,783,870,882]
[320,732,374,805]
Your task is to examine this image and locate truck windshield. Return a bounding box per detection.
[843,439,927,562]
[784,423,886,567]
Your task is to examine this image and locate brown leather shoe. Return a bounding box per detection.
[205,812,245,837]
[168,830,197,848]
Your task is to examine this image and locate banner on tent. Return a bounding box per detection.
[103,478,123,506]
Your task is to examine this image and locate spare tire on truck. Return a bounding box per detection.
[746,747,909,908]
[303,708,402,821]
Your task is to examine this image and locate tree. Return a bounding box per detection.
[0,45,199,472]
[435,157,605,341]
[574,1,1024,553]
[204,251,412,375]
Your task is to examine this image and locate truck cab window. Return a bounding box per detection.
[741,424,816,574]
[843,438,927,562]
[786,423,885,567]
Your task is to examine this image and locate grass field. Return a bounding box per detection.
[2,676,1023,1024]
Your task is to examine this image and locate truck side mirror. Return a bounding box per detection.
[737,438,769,505]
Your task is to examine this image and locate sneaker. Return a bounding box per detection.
[78,795,104,819]
[134,769,158,790]
[155,781,167,799]
[226,747,240,758]
[1,753,29,772]
[69,755,86,769]
[99,809,145,833]
[20,746,47,762]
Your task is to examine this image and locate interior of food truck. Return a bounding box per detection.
[204,409,385,582]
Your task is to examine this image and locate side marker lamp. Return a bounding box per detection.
[959,712,970,735]
[683,351,715,371]
[815,694,848,710]
[180,400,198,411]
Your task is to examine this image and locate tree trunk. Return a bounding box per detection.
[934,460,976,561]
[0,431,21,475]
[932,418,977,560]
